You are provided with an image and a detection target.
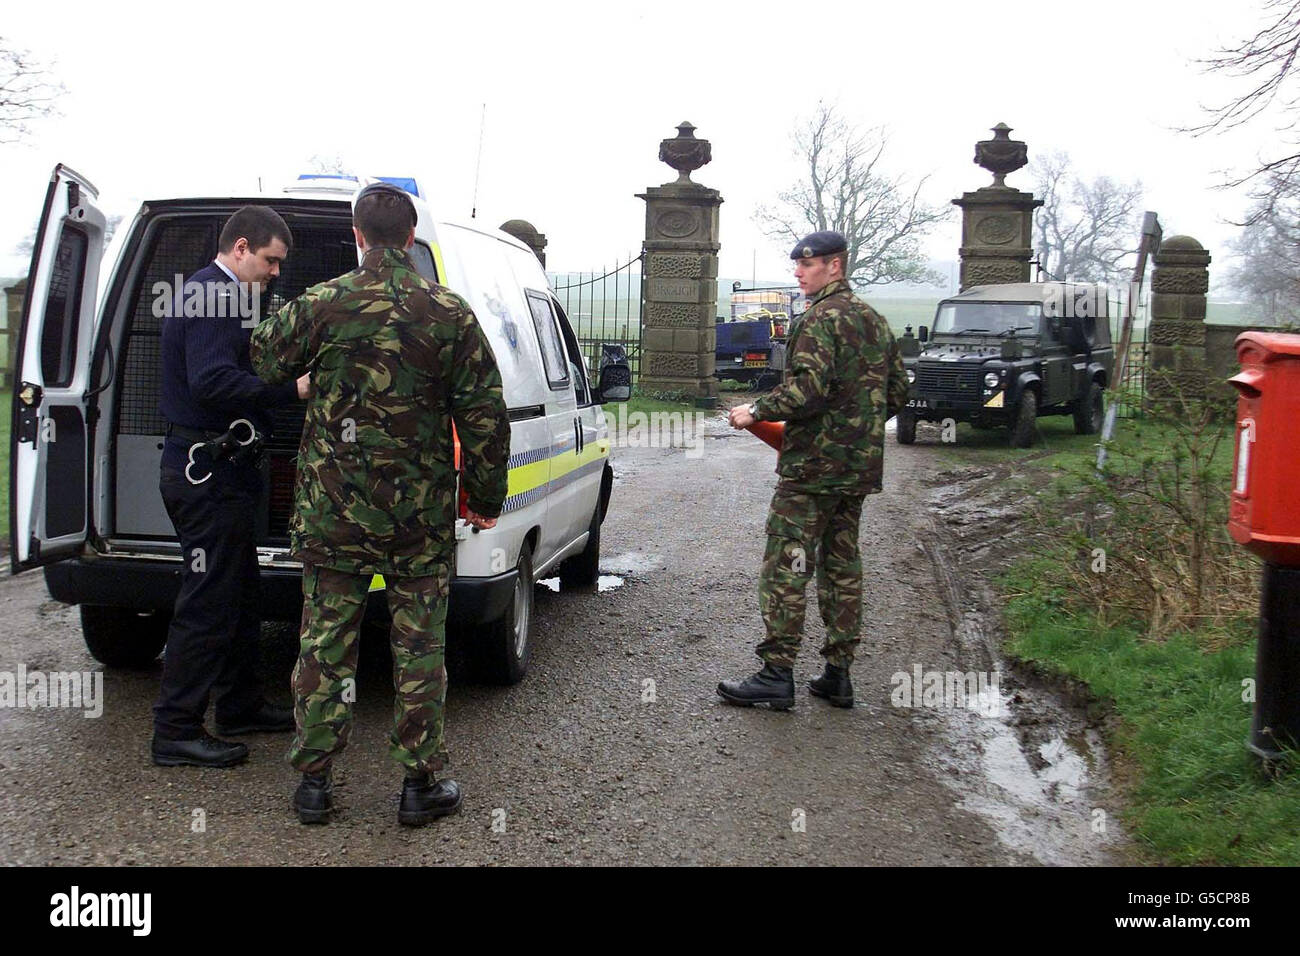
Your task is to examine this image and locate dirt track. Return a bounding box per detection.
[0,406,1126,865]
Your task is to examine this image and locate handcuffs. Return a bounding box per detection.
[185,418,265,485]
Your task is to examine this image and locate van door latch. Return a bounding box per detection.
[16,382,42,445]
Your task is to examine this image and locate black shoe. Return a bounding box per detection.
[151,732,249,768]
[214,702,295,735]
[292,770,334,825]
[717,663,795,710]
[398,772,463,826]
[809,663,854,707]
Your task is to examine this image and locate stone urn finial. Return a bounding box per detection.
[659,121,712,185]
[974,123,1028,188]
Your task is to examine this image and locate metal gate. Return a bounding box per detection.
[548,253,643,383]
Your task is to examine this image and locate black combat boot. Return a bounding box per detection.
[292,769,334,824]
[716,663,795,710]
[151,732,248,768]
[398,772,463,826]
[808,662,854,708]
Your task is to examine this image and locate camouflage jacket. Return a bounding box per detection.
[752,278,907,495]
[249,246,510,575]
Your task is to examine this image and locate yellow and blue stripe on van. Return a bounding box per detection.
[367,436,609,591]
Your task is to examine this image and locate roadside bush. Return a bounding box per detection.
[1036,372,1258,640]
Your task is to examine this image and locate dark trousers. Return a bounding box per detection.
[152,468,265,739]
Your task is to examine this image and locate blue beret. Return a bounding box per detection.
[790,230,848,259]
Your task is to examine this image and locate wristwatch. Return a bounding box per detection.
[747,402,758,419]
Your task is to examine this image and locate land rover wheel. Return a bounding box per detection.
[1009,388,1038,448]
[477,542,534,685]
[81,605,170,669]
[559,505,601,590]
[896,409,917,445]
[1073,381,1104,435]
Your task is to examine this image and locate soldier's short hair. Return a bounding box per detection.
[823,251,848,278]
[218,205,293,254]
[354,185,417,248]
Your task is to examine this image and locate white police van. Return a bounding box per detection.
[10,165,630,683]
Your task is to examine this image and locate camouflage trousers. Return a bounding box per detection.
[757,483,866,669]
[288,562,451,775]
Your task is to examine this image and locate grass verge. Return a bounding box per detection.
[995,413,1299,865]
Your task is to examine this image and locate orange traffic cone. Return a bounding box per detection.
[746,420,785,452]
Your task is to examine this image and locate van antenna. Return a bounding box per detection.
[258,176,263,193]
[471,103,486,219]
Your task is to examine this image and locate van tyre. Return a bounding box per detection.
[1009,388,1038,448]
[477,542,533,685]
[81,605,170,668]
[1073,381,1104,435]
[559,506,601,590]
[896,409,917,445]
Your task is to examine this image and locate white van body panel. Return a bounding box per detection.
[22,173,614,610]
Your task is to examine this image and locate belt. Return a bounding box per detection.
[165,422,229,444]
[167,419,266,484]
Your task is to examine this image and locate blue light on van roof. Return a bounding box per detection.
[375,177,420,197]
[298,173,359,181]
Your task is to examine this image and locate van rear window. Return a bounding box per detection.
[39,224,89,388]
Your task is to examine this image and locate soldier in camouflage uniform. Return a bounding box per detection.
[248,183,510,825]
[718,230,907,710]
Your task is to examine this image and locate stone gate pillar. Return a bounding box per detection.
[637,122,722,408]
[952,124,1041,290]
[1148,235,1211,401]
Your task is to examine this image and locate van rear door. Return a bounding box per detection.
[9,164,106,572]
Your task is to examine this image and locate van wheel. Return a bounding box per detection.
[81,605,170,669]
[477,543,533,685]
[1009,389,1038,448]
[1073,381,1104,434]
[896,409,917,444]
[559,506,601,590]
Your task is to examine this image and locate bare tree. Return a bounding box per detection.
[1031,151,1143,284]
[0,37,65,143]
[754,103,947,287]
[1186,1,1300,211]
[1227,176,1300,323]
[306,153,352,175]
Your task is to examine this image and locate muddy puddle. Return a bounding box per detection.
[537,550,661,594]
[918,466,1124,864]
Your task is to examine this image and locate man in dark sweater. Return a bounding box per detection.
[152,205,309,768]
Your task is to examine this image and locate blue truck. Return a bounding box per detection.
[714,289,802,390]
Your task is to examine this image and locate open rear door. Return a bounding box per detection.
[9,164,106,573]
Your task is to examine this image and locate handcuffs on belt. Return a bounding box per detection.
[184,418,266,485]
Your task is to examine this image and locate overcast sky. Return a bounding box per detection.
[0,0,1288,289]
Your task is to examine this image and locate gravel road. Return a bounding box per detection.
[0,406,1125,865]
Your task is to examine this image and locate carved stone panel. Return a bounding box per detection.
[652,207,699,240]
[1151,269,1210,295]
[973,214,1017,245]
[647,253,706,278]
[1148,320,1207,347]
[644,302,703,328]
[647,277,698,302]
[645,352,704,378]
[962,259,1026,287]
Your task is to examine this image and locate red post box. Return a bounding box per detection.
[1227,332,1300,567]
[1227,331,1300,762]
